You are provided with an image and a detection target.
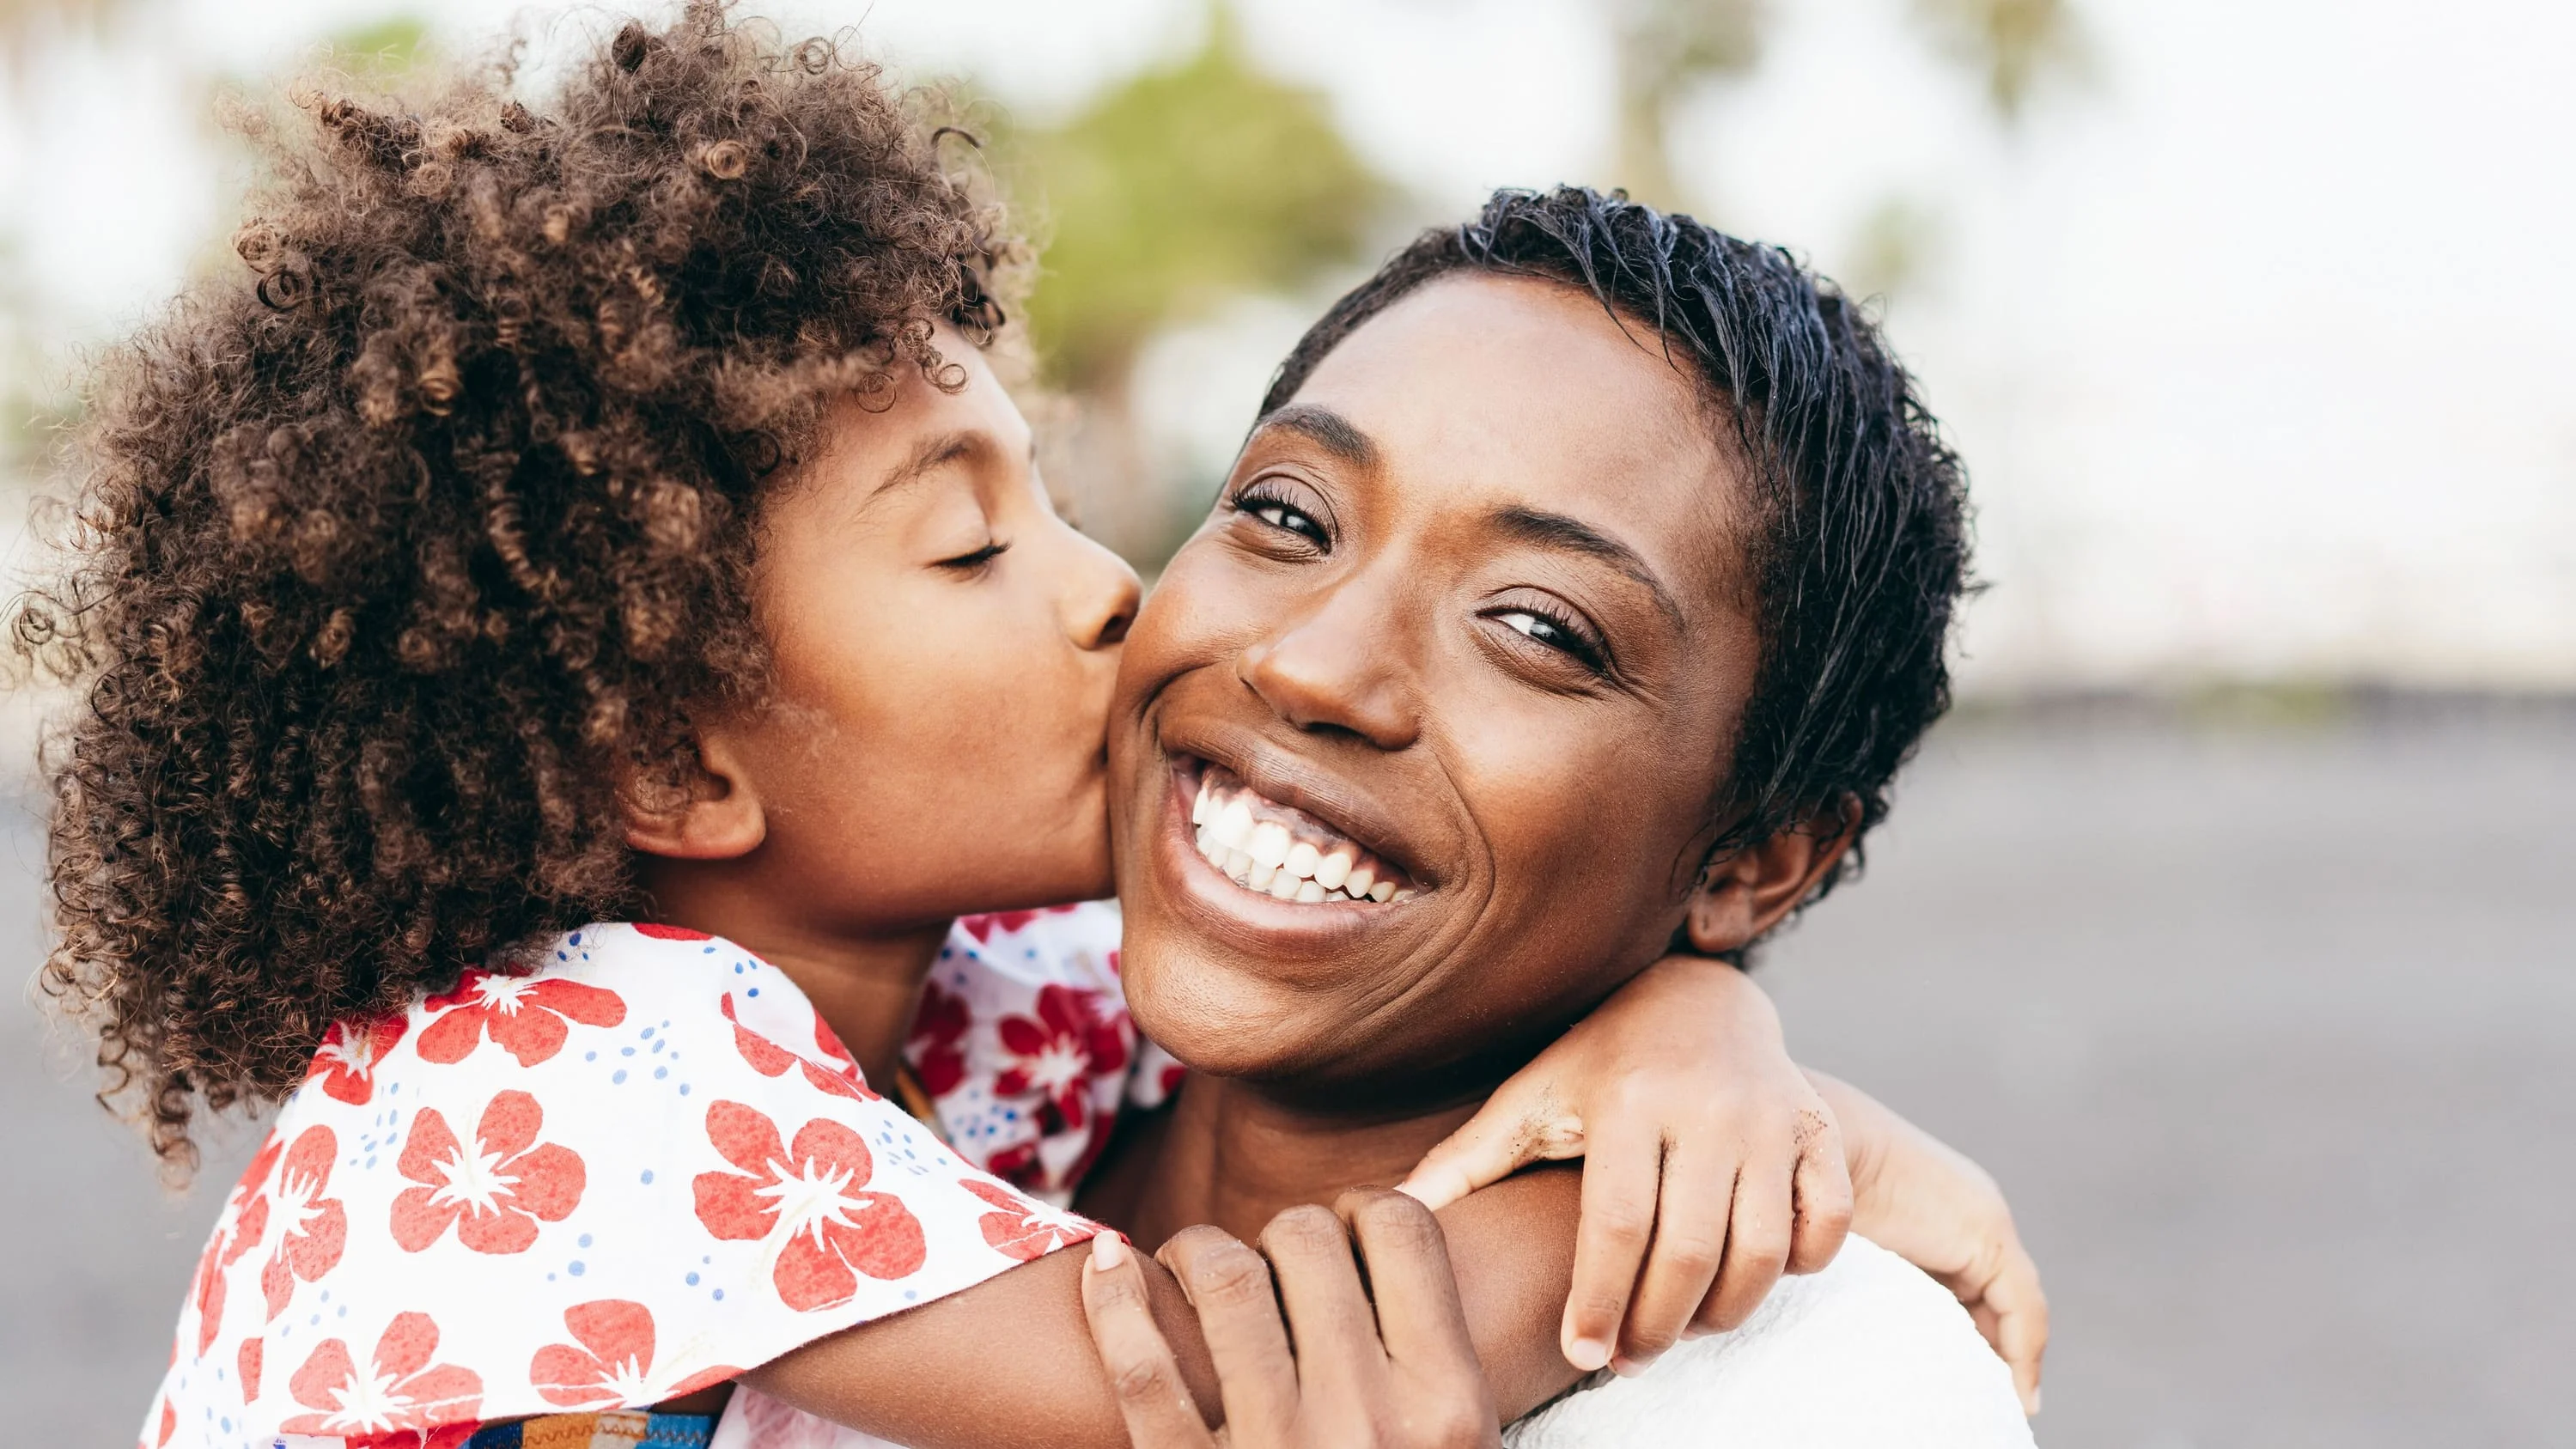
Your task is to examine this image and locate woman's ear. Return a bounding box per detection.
[1684,796,1860,956]
[622,726,767,861]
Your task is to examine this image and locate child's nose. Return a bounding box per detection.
[1067,531,1141,650]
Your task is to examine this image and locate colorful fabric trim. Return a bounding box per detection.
[465,1409,716,1447]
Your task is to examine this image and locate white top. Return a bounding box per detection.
[1503,1235,2034,1449]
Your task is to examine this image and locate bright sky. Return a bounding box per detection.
[4,0,2569,690]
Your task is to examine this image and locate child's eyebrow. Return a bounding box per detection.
[868,429,984,504]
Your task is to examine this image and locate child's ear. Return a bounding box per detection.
[621,727,766,861]
[1684,795,1860,957]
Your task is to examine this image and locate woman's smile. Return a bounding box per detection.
[1184,759,1417,904]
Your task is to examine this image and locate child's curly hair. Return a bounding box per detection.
[13,3,1021,1170]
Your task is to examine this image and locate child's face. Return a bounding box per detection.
[669,328,1140,935]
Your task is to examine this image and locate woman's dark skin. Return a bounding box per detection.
[1099,269,1851,1227]
[1063,270,1864,1439]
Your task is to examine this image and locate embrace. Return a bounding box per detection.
[35,8,2043,1447]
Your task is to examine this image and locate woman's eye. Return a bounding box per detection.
[935,540,1008,572]
[1490,606,1607,673]
[1234,489,1331,549]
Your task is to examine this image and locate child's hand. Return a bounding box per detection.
[1396,954,1852,1377]
[1810,1069,2049,1415]
[1079,1191,1502,1449]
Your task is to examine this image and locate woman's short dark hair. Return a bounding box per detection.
[1262,186,1972,936]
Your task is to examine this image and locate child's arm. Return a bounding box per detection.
[1808,1068,2049,1415]
[1398,953,2048,1414]
[737,1170,1592,1446]
[1398,954,1853,1373]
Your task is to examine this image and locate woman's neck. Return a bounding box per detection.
[1112,1075,1483,1249]
[638,861,946,1091]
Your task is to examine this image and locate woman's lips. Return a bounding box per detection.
[1187,762,1416,905]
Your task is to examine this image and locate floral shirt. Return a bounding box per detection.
[706,903,1181,1449]
[143,920,1105,1449]
[899,903,1182,1203]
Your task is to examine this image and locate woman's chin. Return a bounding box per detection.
[1118,945,1337,1081]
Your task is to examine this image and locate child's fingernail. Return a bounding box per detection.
[1564,1336,1611,1372]
[2026,1386,2043,1416]
[1089,1231,1128,1270]
[1611,1353,1653,1378]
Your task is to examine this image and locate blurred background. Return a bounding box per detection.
[0,0,2567,1445]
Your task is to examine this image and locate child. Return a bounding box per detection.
[18,8,2036,1447]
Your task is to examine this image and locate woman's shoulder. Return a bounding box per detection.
[1503,1236,2034,1449]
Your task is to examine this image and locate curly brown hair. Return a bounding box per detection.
[13,3,1022,1172]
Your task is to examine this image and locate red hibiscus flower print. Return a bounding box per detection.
[307,1015,408,1105]
[961,1178,1095,1262]
[905,979,970,1098]
[994,984,1130,1135]
[956,904,1082,944]
[280,1312,482,1438]
[390,1091,585,1254]
[415,967,624,1068]
[983,1140,1039,1189]
[239,1337,264,1403]
[721,995,878,1103]
[188,1134,281,1353]
[260,1125,349,1318]
[632,922,712,941]
[529,1299,738,1409]
[692,1100,927,1311]
[341,1428,477,1449]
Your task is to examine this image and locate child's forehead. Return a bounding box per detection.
[790,347,1035,514]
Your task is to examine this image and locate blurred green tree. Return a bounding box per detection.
[1007,4,1387,393]
[1910,0,2087,121]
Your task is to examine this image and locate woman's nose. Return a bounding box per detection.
[1236,581,1419,750]
[1065,529,1142,650]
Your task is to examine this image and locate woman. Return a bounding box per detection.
[1071,186,2030,1446]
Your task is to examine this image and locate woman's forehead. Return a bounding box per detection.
[1276,274,1752,610]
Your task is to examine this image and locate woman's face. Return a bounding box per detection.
[1110,275,1766,1099]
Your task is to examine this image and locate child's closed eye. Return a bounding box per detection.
[935,540,1010,573]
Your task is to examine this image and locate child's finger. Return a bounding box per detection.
[1610,1139,1731,1370]
[1397,1075,1580,1211]
[1979,1241,2049,1416]
[1692,1149,1792,1335]
[1782,1105,1853,1276]
[1079,1233,1218,1448]
[1156,1225,1301,1433]
[1560,1114,1662,1373]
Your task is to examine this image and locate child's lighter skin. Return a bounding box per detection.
[621,330,2041,1443]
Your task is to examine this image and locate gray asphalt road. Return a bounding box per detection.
[5,703,2570,1447]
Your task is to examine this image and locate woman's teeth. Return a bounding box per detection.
[1190,768,1414,905]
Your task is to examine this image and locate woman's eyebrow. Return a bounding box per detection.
[1251,403,1378,468]
[1492,504,1684,630]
